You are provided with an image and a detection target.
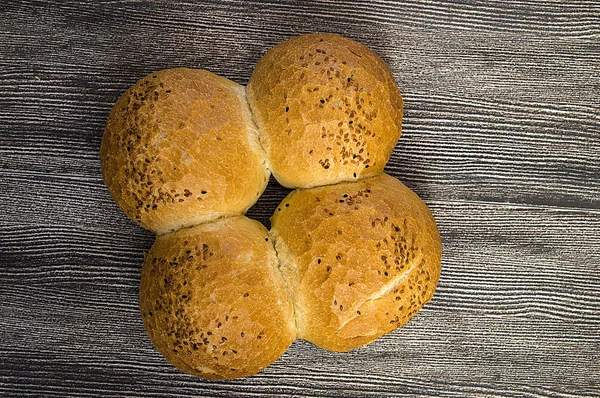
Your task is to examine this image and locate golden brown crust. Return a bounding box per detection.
[247,33,403,188]
[100,68,269,234]
[140,216,297,380]
[270,173,441,352]
[102,37,438,377]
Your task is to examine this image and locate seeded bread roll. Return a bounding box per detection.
[101,68,269,234]
[140,216,297,380]
[270,173,441,352]
[247,33,403,189]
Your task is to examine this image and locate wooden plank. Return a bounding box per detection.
[0,71,598,211]
[0,201,598,396]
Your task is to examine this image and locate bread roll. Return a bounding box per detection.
[270,173,441,352]
[247,33,403,189]
[140,216,296,380]
[101,68,269,234]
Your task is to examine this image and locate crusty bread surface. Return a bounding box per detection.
[139,215,296,380]
[270,173,441,352]
[101,68,269,234]
[101,34,442,379]
[247,33,403,189]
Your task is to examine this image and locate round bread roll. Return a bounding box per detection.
[140,215,296,380]
[247,33,403,189]
[101,68,269,234]
[270,173,441,352]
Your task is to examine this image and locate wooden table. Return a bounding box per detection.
[1,1,599,396]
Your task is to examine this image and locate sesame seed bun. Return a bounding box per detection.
[140,216,296,379]
[101,68,269,234]
[270,173,441,352]
[247,34,403,188]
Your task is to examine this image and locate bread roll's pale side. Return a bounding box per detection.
[101,68,269,234]
[270,173,441,352]
[140,216,296,380]
[247,33,403,189]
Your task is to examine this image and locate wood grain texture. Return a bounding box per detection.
[0,0,599,397]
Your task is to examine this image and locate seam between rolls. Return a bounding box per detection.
[293,171,385,192]
[155,212,241,237]
[268,230,299,338]
[242,85,273,173]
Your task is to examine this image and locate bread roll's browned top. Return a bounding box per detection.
[101,68,269,234]
[270,173,441,352]
[140,216,296,380]
[247,34,403,188]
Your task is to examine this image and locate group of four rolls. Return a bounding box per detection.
[100,34,442,380]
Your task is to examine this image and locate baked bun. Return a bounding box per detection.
[140,215,296,380]
[247,33,403,188]
[270,173,441,352]
[101,68,269,234]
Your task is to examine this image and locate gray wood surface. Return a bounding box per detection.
[1,1,599,397]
